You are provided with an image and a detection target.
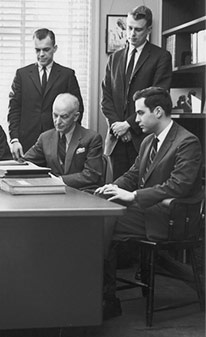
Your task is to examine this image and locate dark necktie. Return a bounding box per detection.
[58,133,66,165]
[141,137,159,185]
[125,48,137,90]
[41,66,47,94]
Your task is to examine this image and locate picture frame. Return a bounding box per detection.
[170,88,202,114]
[106,15,127,54]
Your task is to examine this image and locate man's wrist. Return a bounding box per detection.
[10,138,19,144]
[133,190,137,201]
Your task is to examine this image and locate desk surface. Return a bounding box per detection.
[0,187,126,329]
[0,186,126,217]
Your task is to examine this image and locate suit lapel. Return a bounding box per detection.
[50,130,64,173]
[64,124,82,173]
[131,42,150,79]
[144,123,177,182]
[44,62,61,97]
[29,64,42,94]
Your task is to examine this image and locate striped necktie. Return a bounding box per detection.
[141,137,159,185]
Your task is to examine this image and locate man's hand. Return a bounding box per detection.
[111,121,130,138]
[95,184,135,203]
[121,130,132,143]
[11,141,24,161]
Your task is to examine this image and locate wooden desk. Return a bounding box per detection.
[0,187,126,330]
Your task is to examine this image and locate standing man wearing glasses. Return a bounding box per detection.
[101,5,172,180]
[8,28,84,160]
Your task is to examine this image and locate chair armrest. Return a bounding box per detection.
[161,190,204,209]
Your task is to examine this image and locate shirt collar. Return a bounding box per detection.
[157,120,173,148]
[38,61,53,71]
[128,40,147,56]
[60,124,76,142]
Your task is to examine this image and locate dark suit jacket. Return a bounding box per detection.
[0,126,12,160]
[114,122,203,240]
[8,62,84,152]
[24,124,103,191]
[102,42,172,155]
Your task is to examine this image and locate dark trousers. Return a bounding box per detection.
[104,202,171,299]
[110,140,138,180]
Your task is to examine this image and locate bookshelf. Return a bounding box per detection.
[161,0,206,156]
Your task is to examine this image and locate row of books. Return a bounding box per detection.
[0,160,66,195]
[165,29,206,69]
[191,29,206,64]
[166,34,176,69]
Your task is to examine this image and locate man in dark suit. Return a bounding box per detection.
[102,5,172,180]
[8,28,84,160]
[24,93,103,192]
[95,87,203,319]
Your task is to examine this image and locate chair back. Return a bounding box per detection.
[167,193,205,241]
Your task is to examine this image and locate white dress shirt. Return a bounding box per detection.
[156,120,173,151]
[126,40,147,74]
[38,61,53,84]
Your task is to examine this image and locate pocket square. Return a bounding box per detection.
[76,147,85,154]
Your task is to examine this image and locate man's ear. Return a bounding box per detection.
[154,106,163,118]
[54,45,58,53]
[74,111,80,122]
[147,25,152,36]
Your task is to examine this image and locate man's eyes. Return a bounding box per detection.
[53,114,69,119]
[128,26,143,32]
[137,111,144,116]
[35,48,51,52]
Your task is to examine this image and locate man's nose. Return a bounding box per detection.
[131,28,136,35]
[135,113,140,123]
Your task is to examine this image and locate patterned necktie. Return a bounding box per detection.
[125,48,137,90]
[41,66,47,95]
[147,137,159,170]
[58,133,66,165]
[141,137,159,185]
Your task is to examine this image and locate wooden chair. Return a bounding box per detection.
[116,194,205,327]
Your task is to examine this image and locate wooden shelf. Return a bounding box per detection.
[173,63,206,73]
[172,113,206,119]
[163,16,206,35]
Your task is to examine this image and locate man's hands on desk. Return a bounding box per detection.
[95,184,136,203]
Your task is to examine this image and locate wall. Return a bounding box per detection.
[97,0,162,141]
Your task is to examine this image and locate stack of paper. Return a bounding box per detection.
[0,160,66,194]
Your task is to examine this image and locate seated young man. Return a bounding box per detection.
[95,87,203,319]
[24,93,103,192]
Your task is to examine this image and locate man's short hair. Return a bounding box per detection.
[133,87,172,116]
[54,93,80,113]
[33,28,56,46]
[128,6,152,27]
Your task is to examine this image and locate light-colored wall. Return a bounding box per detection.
[97,0,162,141]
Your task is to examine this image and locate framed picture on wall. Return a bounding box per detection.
[106,15,127,54]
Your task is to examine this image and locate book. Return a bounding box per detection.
[0,175,66,195]
[0,160,51,178]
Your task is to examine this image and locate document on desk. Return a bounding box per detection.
[0,175,66,195]
[0,160,51,178]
